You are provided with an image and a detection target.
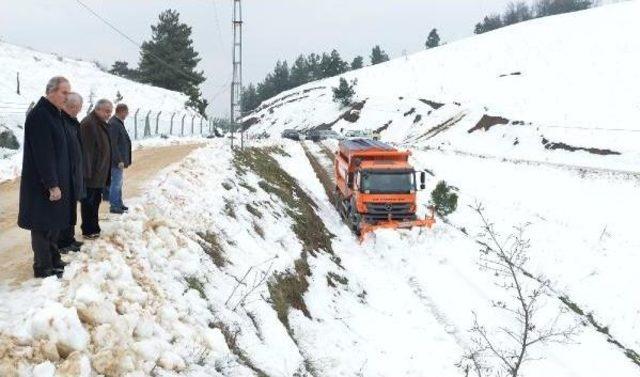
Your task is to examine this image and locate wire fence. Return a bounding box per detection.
[0,101,214,141]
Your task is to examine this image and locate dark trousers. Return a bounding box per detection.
[58,202,78,248]
[81,188,102,235]
[31,229,62,273]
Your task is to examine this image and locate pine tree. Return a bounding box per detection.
[241,84,260,112]
[351,56,364,70]
[290,55,310,87]
[307,53,323,81]
[322,50,349,78]
[430,181,458,218]
[115,91,124,104]
[425,28,441,49]
[271,60,291,92]
[137,9,207,115]
[370,45,390,65]
[474,14,503,34]
[332,77,357,107]
[109,61,138,80]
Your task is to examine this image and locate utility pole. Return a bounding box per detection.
[230,0,243,149]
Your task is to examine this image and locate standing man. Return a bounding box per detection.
[79,99,112,239]
[18,76,72,278]
[58,92,85,253]
[107,104,131,214]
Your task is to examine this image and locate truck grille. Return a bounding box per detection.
[365,203,415,222]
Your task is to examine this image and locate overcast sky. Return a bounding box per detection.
[0,0,514,116]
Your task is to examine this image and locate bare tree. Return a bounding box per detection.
[460,203,578,377]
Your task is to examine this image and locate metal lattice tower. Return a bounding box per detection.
[230,0,243,148]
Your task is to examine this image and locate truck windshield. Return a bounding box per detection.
[361,171,415,194]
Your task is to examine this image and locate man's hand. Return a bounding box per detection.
[49,186,62,201]
[118,162,125,169]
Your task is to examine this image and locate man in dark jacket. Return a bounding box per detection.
[79,99,112,239]
[18,76,72,278]
[107,103,131,214]
[58,92,85,253]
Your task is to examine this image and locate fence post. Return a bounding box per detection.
[144,110,152,137]
[155,111,162,135]
[181,114,186,136]
[190,115,196,135]
[133,108,140,140]
[200,117,204,135]
[170,112,176,135]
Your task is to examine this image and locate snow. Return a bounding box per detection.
[0,40,207,182]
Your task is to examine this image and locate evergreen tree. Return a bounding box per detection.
[321,50,349,77]
[109,61,138,80]
[474,14,503,34]
[114,91,124,104]
[307,53,323,81]
[425,28,441,49]
[290,55,310,87]
[137,9,207,115]
[271,60,291,92]
[241,84,260,112]
[351,56,364,70]
[332,77,357,107]
[370,45,390,65]
[430,181,458,218]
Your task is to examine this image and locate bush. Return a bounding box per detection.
[430,181,458,218]
[332,77,357,107]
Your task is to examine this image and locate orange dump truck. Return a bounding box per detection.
[333,138,435,237]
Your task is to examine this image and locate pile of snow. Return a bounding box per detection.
[246,0,640,173]
[0,40,206,182]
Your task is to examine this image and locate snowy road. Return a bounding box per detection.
[0,142,204,286]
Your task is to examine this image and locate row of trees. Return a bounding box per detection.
[241,46,391,112]
[475,0,594,34]
[109,10,208,117]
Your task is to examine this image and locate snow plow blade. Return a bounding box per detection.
[358,214,436,241]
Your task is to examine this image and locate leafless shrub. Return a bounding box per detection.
[460,203,578,377]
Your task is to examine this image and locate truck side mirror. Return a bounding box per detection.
[420,171,426,190]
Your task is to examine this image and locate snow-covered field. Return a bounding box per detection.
[0,40,206,182]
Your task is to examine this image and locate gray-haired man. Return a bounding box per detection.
[58,92,85,252]
[79,99,113,238]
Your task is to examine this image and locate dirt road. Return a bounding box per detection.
[0,143,203,286]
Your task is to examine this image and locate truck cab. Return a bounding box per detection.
[334,139,434,236]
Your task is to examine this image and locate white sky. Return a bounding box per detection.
[0,0,514,116]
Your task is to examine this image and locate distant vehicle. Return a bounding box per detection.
[344,129,380,141]
[306,129,343,142]
[281,129,302,141]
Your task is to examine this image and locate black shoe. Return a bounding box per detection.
[53,260,67,270]
[71,240,84,248]
[83,233,100,240]
[110,208,124,214]
[121,205,129,211]
[34,269,63,279]
[60,243,81,253]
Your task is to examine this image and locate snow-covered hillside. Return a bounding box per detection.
[0,41,204,181]
[246,0,640,173]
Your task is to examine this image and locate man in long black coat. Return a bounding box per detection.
[18,76,72,278]
[58,92,85,253]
